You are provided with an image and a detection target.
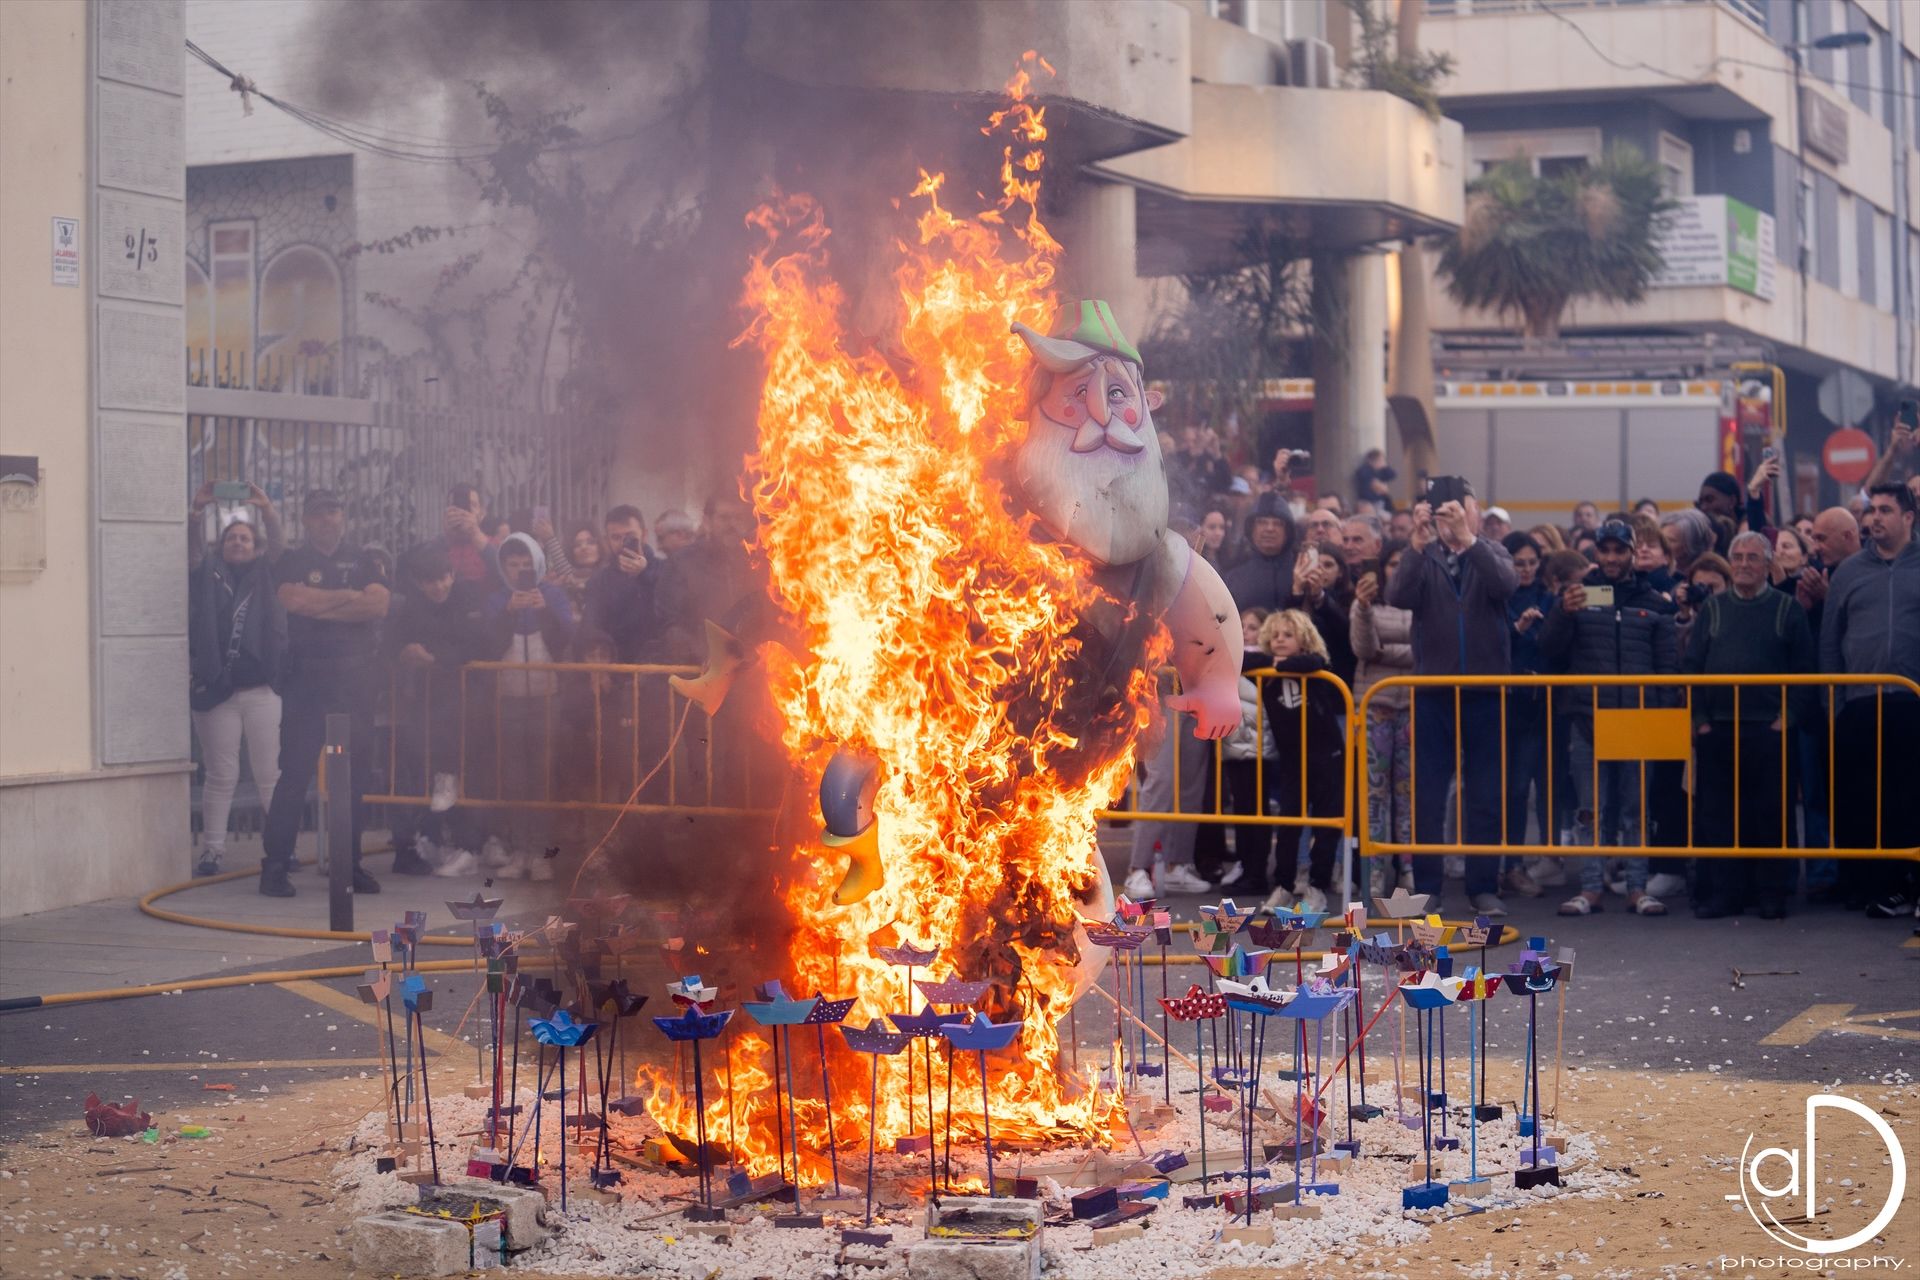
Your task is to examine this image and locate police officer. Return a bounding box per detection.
[259,490,390,897]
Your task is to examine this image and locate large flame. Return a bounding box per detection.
[643,54,1162,1182]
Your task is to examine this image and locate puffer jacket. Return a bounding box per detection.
[1222,653,1278,763]
[1539,567,1677,715]
[1350,598,1414,711]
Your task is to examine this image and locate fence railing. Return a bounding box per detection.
[1357,674,1920,861]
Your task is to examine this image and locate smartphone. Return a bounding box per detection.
[514,566,538,592]
[212,480,249,502]
[533,503,550,527]
[1761,445,1778,462]
[1899,400,1919,431]
[623,533,643,556]
[1425,475,1472,509]
[1585,583,1615,610]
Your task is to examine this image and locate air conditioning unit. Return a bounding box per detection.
[1287,38,1336,90]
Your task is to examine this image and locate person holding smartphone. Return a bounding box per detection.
[1539,520,1678,917]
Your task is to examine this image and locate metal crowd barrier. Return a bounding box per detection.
[1357,674,1920,862]
[365,660,775,818]
[1098,668,1355,833]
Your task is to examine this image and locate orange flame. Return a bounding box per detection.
[642,53,1159,1182]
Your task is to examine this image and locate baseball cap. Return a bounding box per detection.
[1595,519,1634,548]
[1484,506,1511,524]
[303,488,345,513]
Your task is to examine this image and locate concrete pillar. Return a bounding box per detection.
[1310,250,1388,509]
[1056,179,1146,340]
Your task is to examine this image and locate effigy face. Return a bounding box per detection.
[1015,346,1169,569]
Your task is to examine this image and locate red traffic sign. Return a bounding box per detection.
[1822,427,1877,485]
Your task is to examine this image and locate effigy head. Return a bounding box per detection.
[1012,300,1168,567]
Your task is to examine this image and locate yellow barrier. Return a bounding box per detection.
[1099,668,1354,833]
[1356,673,1920,861]
[365,660,777,818]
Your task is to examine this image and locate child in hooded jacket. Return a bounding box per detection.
[1255,609,1348,911]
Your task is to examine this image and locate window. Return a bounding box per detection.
[1803,0,1835,86]
[1845,5,1871,114]
[1836,190,1857,298]
[184,258,210,356]
[1871,207,1893,312]
[1657,132,1694,197]
[208,221,255,377]
[1910,52,1920,144]
[1468,128,1602,178]
[1813,172,1840,290]
[1878,18,1895,129]
[257,246,343,380]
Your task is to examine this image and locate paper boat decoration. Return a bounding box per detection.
[446,892,504,922]
[887,1005,947,1038]
[1082,920,1152,951]
[803,994,858,1025]
[588,979,648,1017]
[1216,975,1295,1013]
[1372,888,1432,919]
[1201,945,1276,981]
[1453,968,1505,1002]
[530,1008,598,1047]
[84,1093,151,1138]
[356,970,391,1004]
[1114,894,1154,921]
[1345,903,1368,932]
[667,975,718,1008]
[1198,899,1254,935]
[399,974,432,1012]
[654,1005,735,1042]
[939,1012,1024,1053]
[1159,984,1227,1022]
[1397,971,1465,1010]
[875,941,939,968]
[915,977,991,1007]
[370,929,393,964]
[1410,914,1456,947]
[1456,915,1493,948]
[1313,949,1352,982]
[1245,918,1307,950]
[1275,981,1355,1021]
[840,1019,912,1055]
[742,980,820,1026]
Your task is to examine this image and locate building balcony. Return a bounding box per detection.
[740,0,1191,166]
[1090,83,1465,273]
[1421,0,1791,124]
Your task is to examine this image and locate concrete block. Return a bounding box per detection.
[1091,1222,1146,1245]
[418,1179,549,1250]
[928,1196,1042,1239]
[1218,1224,1274,1246]
[351,1212,470,1276]
[906,1238,1040,1280]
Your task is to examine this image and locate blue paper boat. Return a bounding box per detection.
[888,1005,948,1038]
[742,980,821,1026]
[1396,976,1463,1010]
[840,1019,912,1055]
[530,1008,599,1047]
[916,978,991,1006]
[803,994,857,1025]
[939,1012,1024,1053]
[654,1006,735,1042]
[400,974,431,1012]
[1276,986,1355,1021]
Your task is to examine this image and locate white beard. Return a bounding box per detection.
[1015,410,1169,567]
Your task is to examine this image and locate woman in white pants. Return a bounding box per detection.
[188,485,286,875]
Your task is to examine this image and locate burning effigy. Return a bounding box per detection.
[641,56,1238,1180]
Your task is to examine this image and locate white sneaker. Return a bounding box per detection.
[1444,856,1466,881]
[1526,856,1567,887]
[429,772,458,813]
[433,849,480,878]
[1216,861,1243,889]
[498,853,531,880]
[1469,893,1509,918]
[1368,865,1391,899]
[1647,872,1687,899]
[1158,863,1212,895]
[1300,886,1329,914]
[528,852,555,883]
[481,837,513,869]
[1122,869,1155,900]
[1262,886,1296,911]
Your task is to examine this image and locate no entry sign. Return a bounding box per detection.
[1822,427,1876,484]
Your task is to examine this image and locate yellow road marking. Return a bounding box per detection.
[0,1058,383,1075]
[279,979,469,1059]
[1761,1003,1920,1046]
[1904,933,1919,948]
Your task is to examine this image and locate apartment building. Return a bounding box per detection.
[1422,0,1918,506]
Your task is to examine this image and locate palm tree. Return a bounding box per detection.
[1437,144,1674,342]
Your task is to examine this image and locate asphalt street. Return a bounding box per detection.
[1,859,1914,1137]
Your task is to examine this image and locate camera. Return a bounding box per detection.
[1680,582,1711,608]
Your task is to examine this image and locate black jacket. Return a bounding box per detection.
[1539,568,1678,714]
[1255,653,1347,779]
[189,554,285,704]
[1385,537,1517,675]
[1222,493,1301,612]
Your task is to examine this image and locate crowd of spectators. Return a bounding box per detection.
[187,481,755,896]
[1130,434,1920,927]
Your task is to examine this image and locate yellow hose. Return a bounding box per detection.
[137,847,471,945]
